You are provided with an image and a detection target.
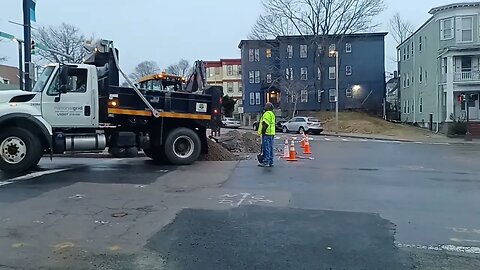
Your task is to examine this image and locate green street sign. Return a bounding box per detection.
[0,31,15,40]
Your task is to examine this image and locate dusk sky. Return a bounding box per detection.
[0,0,476,74]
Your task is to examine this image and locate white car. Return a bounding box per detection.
[222,117,241,128]
[282,117,323,134]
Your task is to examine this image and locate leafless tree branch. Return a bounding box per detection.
[389,12,414,45]
[128,61,160,81]
[165,59,192,77]
[33,23,92,64]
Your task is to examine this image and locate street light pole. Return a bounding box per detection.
[23,0,32,91]
[16,40,24,90]
[335,51,339,134]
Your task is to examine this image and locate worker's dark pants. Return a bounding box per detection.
[262,135,274,166]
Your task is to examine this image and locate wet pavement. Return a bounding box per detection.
[0,138,480,269]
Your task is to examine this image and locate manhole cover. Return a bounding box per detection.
[111,212,128,218]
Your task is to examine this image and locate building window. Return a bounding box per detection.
[254,49,260,61]
[239,83,243,93]
[442,57,447,74]
[459,16,473,42]
[286,45,293,58]
[403,47,406,61]
[346,88,352,98]
[419,36,422,52]
[407,100,410,114]
[301,90,308,103]
[254,71,260,84]
[317,89,322,103]
[227,65,233,76]
[215,67,220,75]
[329,67,336,80]
[411,41,414,55]
[419,97,423,113]
[317,67,321,80]
[266,48,272,58]
[403,75,406,89]
[249,92,255,105]
[255,92,261,105]
[440,18,454,40]
[286,67,293,80]
[345,43,352,53]
[226,82,233,93]
[329,44,336,52]
[300,44,308,58]
[411,100,414,113]
[406,73,410,87]
[2,79,9,84]
[419,67,423,82]
[345,66,352,76]
[266,73,272,84]
[406,45,409,60]
[329,89,336,102]
[301,67,308,80]
[249,71,254,84]
[425,71,428,82]
[317,44,323,56]
[248,49,254,62]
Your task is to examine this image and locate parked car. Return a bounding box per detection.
[253,117,287,132]
[222,117,241,128]
[282,117,323,134]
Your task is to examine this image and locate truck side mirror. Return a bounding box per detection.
[59,66,69,94]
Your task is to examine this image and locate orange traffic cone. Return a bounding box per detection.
[303,135,312,155]
[282,138,289,159]
[300,131,306,148]
[287,138,298,162]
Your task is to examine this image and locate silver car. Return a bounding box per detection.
[282,117,323,134]
[222,117,241,129]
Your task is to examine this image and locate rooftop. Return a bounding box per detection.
[238,32,388,48]
[429,2,480,15]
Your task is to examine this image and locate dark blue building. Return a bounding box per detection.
[238,33,387,120]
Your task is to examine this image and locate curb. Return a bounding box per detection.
[320,133,414,142]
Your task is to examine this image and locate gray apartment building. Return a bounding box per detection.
[238,33,387,122]
[398,2,480,134]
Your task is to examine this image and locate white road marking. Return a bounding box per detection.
[342,138,349,142]
[324,138,331,141]
[450,238,480,243]
[236,193,250,207]
[360,139,368,142]
[396,242,480,254]
[0,168,70,187]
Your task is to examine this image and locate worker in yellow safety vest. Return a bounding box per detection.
[257,102,276,167]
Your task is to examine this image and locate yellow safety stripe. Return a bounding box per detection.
[108,108,153,116]
[108,108,211,120]
[159,112,211,120]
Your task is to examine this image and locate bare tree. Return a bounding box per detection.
[33,23,91,64]
[280,79,311,117]
[389,13,414,45]
[250,0,385,39]
[165,59,192,77]
[128,61,160,81]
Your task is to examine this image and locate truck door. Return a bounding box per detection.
[41,67,96,128]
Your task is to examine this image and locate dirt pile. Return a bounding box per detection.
[199,139,237,161]
[220,130,261,153]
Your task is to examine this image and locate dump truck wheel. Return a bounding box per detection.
[0,127,43,173]
[164,128,201,165]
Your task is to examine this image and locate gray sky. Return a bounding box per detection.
[0,0,475,74]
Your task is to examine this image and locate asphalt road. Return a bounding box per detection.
[1,137,480,269]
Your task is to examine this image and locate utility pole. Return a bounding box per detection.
[16,40,23,90]
[23,0,32,91]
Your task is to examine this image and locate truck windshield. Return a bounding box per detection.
[32,66,55,92]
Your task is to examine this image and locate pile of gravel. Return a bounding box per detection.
[199,139,237,161]
[220,130,261,153]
